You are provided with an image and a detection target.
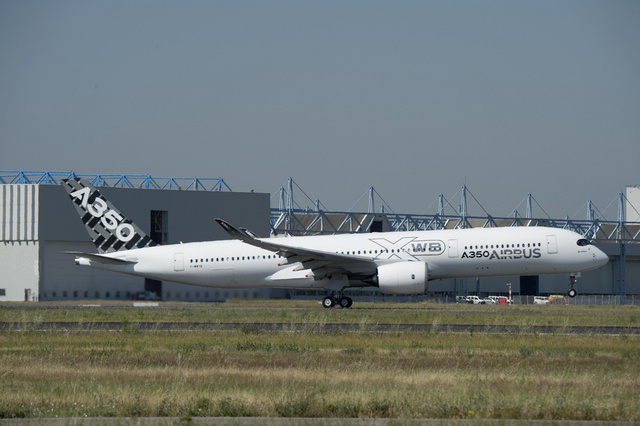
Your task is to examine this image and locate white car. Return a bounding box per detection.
[534,296,550,305]
[467,296,484,304]
[455,296,469,303]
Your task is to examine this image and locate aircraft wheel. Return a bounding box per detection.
[322,297,336,308]
[568,289,577,298]
[339,297,353,309]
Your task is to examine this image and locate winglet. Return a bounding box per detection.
[240,227,261,239]
[215,218,255,243]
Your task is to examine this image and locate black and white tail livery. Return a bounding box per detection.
[62,178,157,253]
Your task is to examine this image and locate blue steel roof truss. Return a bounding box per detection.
[0,171,231,192]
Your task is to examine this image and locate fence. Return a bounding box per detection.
[436,294,640,305]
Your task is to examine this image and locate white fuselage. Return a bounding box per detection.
[80,226,609,292]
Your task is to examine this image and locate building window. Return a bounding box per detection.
[0,289,5,296]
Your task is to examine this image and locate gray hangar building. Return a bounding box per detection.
[0,174,270,302]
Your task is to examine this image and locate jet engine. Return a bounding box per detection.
[376,261,428,295]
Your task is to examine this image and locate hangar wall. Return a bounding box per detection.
[627,186,640,222]
[0,242,39,301]
[0,185,40,301]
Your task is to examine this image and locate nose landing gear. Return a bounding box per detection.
[568,274,578,298]
[322,292,353,308]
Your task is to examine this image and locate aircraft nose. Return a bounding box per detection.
[593,247,609,267]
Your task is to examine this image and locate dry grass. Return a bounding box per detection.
[2,301,640,420]
[1,323,639,420]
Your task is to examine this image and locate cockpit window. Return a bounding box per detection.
[577,239,592,246]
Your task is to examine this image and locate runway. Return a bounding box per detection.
[1,321,638,334]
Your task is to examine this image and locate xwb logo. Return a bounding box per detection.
[411,241,445,255]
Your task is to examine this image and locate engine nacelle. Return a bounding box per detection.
[376,261,428,295]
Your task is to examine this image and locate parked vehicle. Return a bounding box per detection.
[455,296,469,303]
[486,295,512,305]
[467,296,484,304]
[534,296,550,305]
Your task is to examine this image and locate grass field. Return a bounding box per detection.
[1,301,639,421]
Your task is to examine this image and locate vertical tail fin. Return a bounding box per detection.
[62,178,157,253]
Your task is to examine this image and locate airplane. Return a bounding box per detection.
[62,177,609,308]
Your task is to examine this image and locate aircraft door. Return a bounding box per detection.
[448,239,458,258]
[174,252,184,271]
[546,235,558,254]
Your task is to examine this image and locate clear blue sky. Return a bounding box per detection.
[1,1,638,219]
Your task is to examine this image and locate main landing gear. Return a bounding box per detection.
[322,292,353,309]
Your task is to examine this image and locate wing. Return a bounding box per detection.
[215,218,378,279]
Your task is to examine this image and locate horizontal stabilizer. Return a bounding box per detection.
[63,251,138,265]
